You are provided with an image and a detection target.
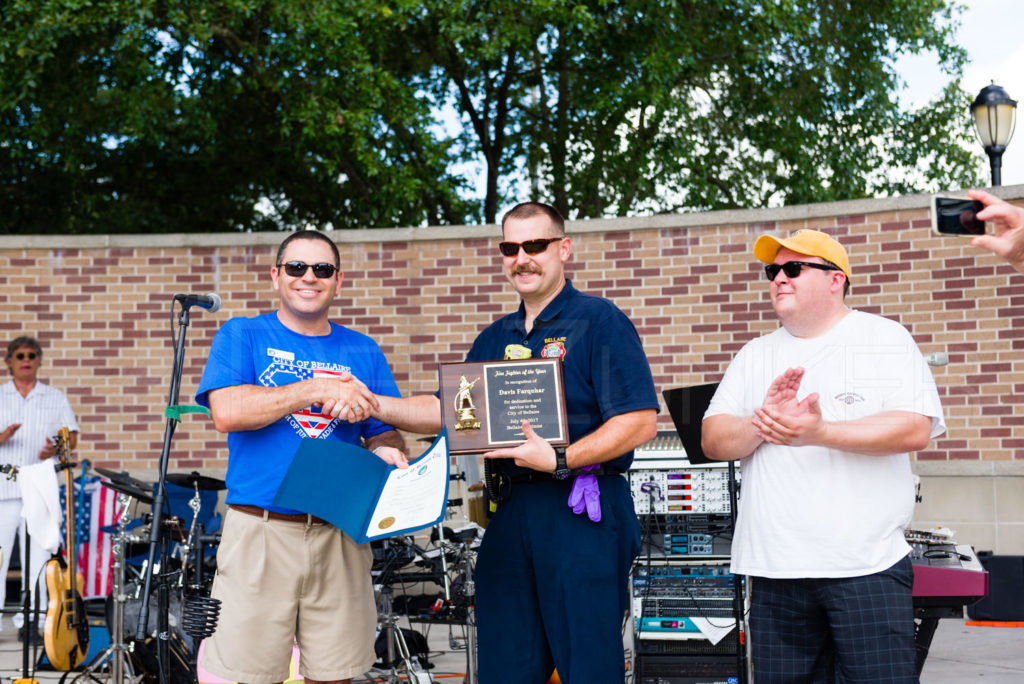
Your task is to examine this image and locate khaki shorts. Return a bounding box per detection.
[200,507,376,683]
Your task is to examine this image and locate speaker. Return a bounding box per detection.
[967,553,1024,621]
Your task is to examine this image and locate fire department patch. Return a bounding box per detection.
[541,341,566,358]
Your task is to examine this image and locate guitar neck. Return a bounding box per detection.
[57,427,77,578]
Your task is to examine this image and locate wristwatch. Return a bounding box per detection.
[552,446,571,480]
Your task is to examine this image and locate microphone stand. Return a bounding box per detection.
[16,524,36,684]
[135,300,195,684]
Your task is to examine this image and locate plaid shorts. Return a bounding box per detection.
[750,555,917,683]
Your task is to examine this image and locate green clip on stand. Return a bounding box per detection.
[165,405,211,421]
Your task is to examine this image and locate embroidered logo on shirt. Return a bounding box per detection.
[541,341,566,359]
[834,392,865,405]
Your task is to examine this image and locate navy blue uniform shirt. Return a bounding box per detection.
[465,279,659,475]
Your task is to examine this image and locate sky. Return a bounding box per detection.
[897,0,1024,187]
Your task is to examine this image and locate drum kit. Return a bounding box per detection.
[65,467,483,684]
[63,468,225,684]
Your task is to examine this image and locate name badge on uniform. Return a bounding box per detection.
[504,344,532,360]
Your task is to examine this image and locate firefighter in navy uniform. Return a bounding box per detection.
[368,202,658,683]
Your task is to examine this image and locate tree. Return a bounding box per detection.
[1,1,982,232]
[0,0,471,233]
[393,0,981,222]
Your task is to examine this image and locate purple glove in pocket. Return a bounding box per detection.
[567,465,602,522]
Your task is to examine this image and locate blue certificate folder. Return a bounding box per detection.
[273,429,450,544]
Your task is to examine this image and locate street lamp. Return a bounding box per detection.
[970,83,1017,186]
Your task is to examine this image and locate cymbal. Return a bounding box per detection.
[166,471,226,491]
[101,479,155,505]
[100,518,146,535]
[94,467,150,489]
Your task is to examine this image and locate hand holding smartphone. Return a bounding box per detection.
[932,194,987,236]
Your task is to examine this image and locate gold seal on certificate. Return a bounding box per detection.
[439,359,569,455]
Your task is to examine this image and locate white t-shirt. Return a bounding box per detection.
[705,310,946,578]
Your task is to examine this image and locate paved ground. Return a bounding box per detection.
[919,620,1024,683]
[0,611,1020,683]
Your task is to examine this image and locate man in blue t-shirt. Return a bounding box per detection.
[364,202,659,683]
[195,230,408,684]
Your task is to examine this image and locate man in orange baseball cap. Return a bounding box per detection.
[702,228,945,682]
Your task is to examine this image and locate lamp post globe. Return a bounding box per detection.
[970,83,1017,186]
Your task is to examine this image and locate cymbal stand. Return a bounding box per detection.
[62,492,140,684]
[433,523,453,604]
[178,485,220,649]
[173,489,202,589]
[377,586,432,683]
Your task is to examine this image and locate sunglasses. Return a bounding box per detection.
[764,261,840,281]
[13,352,38,361]
[277,261,338,278]
[498,237,563,257]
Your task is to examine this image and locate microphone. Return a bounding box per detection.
[174,293,222,313]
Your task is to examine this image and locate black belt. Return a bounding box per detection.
[485,465,624,505]
[506,465,624,484]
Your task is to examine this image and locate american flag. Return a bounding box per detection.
[58,475,120,599]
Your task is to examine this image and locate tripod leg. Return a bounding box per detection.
[464,606,477,684]
[392,623,433,683]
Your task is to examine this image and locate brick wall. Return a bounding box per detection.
[3,188,1024,548]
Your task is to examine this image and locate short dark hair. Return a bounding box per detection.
[501,202,566,236]
[275,230,341,269]
[6,336,42,361]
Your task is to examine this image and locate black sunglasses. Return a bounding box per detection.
[498,237,563,257]
[14,352,38,361]
[764,261,840,281]
[277,261,338,278]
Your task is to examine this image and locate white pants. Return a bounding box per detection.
[0,498,51,626]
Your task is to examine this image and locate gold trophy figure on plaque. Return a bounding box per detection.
[454,375,481,431]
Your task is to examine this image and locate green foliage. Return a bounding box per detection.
[394,0,982,220]
[1,0,470,233]
[0,0,982,232]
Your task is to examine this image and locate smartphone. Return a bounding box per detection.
[932,194,986,236]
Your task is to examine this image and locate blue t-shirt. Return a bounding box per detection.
[465,280,658,474]
[195,312,402,512]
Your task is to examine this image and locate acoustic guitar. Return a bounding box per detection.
[43,427,89,670]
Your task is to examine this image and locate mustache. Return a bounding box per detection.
[513,265,542,275]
